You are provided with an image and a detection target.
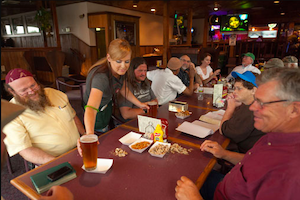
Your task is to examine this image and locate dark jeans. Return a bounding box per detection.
[200,170,225,200]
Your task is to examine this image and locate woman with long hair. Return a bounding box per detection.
[82,39,149,135]
[195,53,221,85]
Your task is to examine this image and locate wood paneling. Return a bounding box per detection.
[140,46,164,56]
[88,14,108,28]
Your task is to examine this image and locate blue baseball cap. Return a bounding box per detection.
[231,71,257,87]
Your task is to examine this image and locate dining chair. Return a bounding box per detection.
[56,76,86,101]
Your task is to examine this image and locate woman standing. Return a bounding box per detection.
[83,39,148,134]
[196,53,221,85]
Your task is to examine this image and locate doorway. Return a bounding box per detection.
[95,28,106,59]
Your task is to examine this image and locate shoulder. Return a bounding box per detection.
[44,88,69,103]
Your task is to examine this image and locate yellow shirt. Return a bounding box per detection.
[3,88,80,157]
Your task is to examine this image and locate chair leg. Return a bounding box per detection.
[6,153,13,174]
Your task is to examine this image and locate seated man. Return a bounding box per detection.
[1,100,74,200]
[147,57,195,105]
[118,57,157,121]
[226,52,261,81]
[220,71,265,153]
[175,68,300,200]
[3,68,85,165]
[177,55,203,89]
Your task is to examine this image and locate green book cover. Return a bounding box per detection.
[30,162,77,194]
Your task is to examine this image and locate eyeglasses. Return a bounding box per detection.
[253,98,289,109]
[180,59,191,63]
[16,83,40,96]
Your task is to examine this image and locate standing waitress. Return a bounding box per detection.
[83,39,149,135]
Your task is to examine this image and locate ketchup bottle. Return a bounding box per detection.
[159,118,169,139]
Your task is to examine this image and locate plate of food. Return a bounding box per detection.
[119,131,142,145]
[175,111,192,119]
[129,138,153,153]
[148,142,171,158]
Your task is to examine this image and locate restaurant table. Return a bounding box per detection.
[11,93,229,200]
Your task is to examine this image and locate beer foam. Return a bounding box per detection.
[148,101,158,105]
[80,134,98,143]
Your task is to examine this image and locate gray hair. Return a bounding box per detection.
[257,68,300,101]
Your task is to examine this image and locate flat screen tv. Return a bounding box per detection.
[221,14,249,34]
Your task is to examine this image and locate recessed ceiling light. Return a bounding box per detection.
[151,8,156,12]
[280,12,285,15]
[274,1,280,4]
[214,7,218,11]
[133,4,137,8]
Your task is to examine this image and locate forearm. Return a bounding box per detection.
[19,147,56,165]
[221,150,244,165]
[84,109,97,134]
[194,73,203,86]
[120,107,145,119]
[184,78,195,96]
[202,74,217,85]
[74,115,85,135]
[121,88,143,107]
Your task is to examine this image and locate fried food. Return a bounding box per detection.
[131,141,151,149]
[149,144,169,155]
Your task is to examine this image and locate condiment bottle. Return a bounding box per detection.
[152,124,164,143]
[159,118,169,139]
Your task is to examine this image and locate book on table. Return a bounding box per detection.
[30,162,77,194]
[199,110,225,126]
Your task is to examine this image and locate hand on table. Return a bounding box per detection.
[175,176,203,200]
[38,186,73,200]
[200,140,226,159]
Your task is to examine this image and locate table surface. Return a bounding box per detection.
[11,93,229,200]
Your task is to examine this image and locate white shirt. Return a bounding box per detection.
[226,64,261,81]
[196,65,213,80]
[147,68,186,105]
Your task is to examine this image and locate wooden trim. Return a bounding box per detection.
[1,47,60,52]
[88,11,140,19]
[10,179,41,200]
[50,1,61,49]
[188,104,218,111]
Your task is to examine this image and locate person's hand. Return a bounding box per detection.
[38,186,73,200]
[200,140,226,159]
[77,136,99,157]
[189,66,196,78]
[226,93,242,109]
[175,176,203,200]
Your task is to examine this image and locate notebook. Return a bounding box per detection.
[30,162,76,194]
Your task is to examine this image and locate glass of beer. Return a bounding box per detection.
[80,134,98,171]
[148,101,158,118]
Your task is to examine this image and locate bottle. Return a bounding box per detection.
[152,124,164,143]
[160,118,169,140]
[198,85,204,100]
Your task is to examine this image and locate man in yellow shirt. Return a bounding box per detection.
[3,68,85,165]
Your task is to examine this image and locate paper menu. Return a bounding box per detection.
[199,110,225,126]
[137,115,161,133]
[213,84,223,106]
[176,121,216,138]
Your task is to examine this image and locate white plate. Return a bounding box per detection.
[129,138,153,153]
[148,142,171,158]
[119,131,142,145]
[175,112,191,119]
[82,158,113,174]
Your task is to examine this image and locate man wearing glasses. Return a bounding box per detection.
[177,55,203,90]
[3,68,85,166]
[175,68,300,200]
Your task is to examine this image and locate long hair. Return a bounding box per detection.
[127,57,149,90]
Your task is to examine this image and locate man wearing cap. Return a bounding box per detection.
[147,57,195,105]
[226,52,261,81]
[262,58,284,71]
[1,99,74,200]
[177,55,203,89]
[282,55,298,68]
[175,68,300,200]
[3,68,85,165]
[220,71,264,153]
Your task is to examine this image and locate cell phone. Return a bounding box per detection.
[47,166,73,182]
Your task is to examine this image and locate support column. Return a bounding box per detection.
[202,14,209,48]
[186,8,193,46]
[163,0,170,67]
[50,1,61,49]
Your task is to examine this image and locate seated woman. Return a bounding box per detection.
[117,57,157,122]
[195,53,221,85]
[82,39,149,135]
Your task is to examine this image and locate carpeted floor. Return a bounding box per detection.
[1,154,29,200]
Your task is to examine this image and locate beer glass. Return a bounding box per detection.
[80,134,98,171]
[148,101,158,118]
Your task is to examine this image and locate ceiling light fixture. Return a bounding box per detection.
[133,4,137,8]
[214,7,218,11]
[151,8,156,12]
[280,12,285,15]
[133,0,138,8]
[274,1,280,4]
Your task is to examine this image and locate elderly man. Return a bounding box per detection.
[147,57,195,105]
[177,55,203,89]
[175,68,300,200]
[226,52,261,81]
[3,68,85,165]
[1,99,74,200]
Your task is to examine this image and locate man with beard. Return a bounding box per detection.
[177,55,202,90]
[3,68,85,166]
[1,99,73,200]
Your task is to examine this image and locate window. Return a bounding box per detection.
[12,16,25,34]
[25,14,40,34]
[1,18,12,35]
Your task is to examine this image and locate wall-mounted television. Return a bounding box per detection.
[221,14,249,34]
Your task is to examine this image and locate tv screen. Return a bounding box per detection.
[221,14,249,33]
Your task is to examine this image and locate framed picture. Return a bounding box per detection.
[114,21,136,45]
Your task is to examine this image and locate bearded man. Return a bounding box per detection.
[3,68,85,165]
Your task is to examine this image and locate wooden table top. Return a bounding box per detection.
[10,93,229,200]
